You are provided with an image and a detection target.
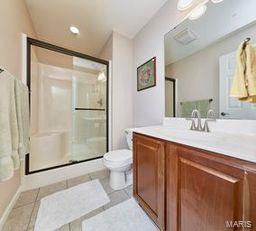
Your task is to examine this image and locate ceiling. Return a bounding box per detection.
[165,0,256,65]
[25,0,168,57]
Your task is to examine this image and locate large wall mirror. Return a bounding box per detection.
[164,0,256,120]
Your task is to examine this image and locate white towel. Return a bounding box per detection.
[0,70,16,181]
[15,79,29,159]
[0,70,29,182]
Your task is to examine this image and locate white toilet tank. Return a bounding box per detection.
[124,129,133,150]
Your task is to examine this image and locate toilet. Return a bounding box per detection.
[103,129,133,190]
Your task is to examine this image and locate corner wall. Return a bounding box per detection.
[133,0,185,127]
[0,0,36,219]
[99,32,134,150]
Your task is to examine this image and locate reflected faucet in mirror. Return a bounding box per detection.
[187,109,216,132]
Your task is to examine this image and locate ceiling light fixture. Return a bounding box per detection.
[188,4,207,20]
[70,26,79,34]
[177,0,194,11]
[211,0,224,3]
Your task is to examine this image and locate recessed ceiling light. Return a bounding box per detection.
[70,26,79,34]
[188,4,207,20]
[177,0,194,11]
[211,0,224,3]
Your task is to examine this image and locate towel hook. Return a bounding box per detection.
[244,37,251,43]
[242,37,251,50]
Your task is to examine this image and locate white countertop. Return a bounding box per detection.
[131,125,256,164]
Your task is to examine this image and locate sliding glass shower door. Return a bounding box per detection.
[27,38,108,173]
[71,59,107,162]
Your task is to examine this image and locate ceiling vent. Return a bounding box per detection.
[173,28,198,45]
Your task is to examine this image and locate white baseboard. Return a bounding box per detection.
[0,186,21,230]
[21,158,106,191]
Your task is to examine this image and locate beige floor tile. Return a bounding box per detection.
[103,190,129,210]
[69,207,104,231]
[14,189,39,209]
[37,180,67,201]
[89,169,109,180]
[3,203,34,231]
[57,224,70,231]
[27,201,40,230]
[99,177,114,194]
[124,185,133,197]
[67,174,91,188]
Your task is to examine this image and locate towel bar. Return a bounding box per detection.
[180,98,213,105]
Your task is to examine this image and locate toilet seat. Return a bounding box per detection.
[104,149,132,167]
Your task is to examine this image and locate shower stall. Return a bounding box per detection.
[26,38,109,173]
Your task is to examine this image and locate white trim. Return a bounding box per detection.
[108,60,113,151]
[21,158,106,191]
[21,33,27,85]
[0,187,21,230]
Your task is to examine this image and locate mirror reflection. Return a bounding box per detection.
[164,0,256,119]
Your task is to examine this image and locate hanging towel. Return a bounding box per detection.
[0,69,29,182]
[231,42,256,102]
[15,80,29,159]
[181,101,196,118]
[197,99,210,118]
[181,99,211,118]
[0,71,17,181]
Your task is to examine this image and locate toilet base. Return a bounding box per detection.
[109,169,133,190]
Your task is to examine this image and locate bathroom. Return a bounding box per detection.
[0,0,256,230]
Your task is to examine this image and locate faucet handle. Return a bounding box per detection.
[206,109,215,120]
[203,109,216,132]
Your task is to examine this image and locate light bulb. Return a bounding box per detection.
[177,0,194,11]
[211,0,224,3]
[69,26,79,34]
[189,4,207,20]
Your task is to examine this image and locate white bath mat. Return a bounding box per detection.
[35,179,110,231]
[82,198,159,231]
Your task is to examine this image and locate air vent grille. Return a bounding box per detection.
[173,28,198,45]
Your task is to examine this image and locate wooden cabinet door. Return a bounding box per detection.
[166,143,256,231]
[133,133,165,230]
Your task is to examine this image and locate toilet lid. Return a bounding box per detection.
[104,149,132,162]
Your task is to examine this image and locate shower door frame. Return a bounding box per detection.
[25,37,109,175]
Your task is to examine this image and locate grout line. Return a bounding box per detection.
[123,188,130,198]
[35,188,40,202]
[13,201,35,210]
[26,202,36,231]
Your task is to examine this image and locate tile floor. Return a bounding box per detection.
[3,169,133,231]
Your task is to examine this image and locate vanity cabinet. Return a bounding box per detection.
[133,133,165,230]
[166,143,256,231]
[133,133,256,231]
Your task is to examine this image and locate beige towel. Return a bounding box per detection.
[231,43,256,102]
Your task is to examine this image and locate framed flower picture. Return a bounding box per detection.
[137,57,156,91]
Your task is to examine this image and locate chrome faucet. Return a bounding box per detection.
[202,109,216,132]
[187,109,216,132]
[191,109,203,131]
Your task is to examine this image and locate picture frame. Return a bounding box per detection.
[137,57,156,91]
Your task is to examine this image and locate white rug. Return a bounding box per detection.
[82,198,159,231]
[35,179,110,231]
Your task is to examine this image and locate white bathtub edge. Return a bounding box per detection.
[21,158,105,191]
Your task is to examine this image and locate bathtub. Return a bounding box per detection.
[30,131,70,170]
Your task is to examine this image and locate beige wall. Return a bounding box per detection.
[0,0,36,218]
[165,23,256,117]
[99,32,133,150]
